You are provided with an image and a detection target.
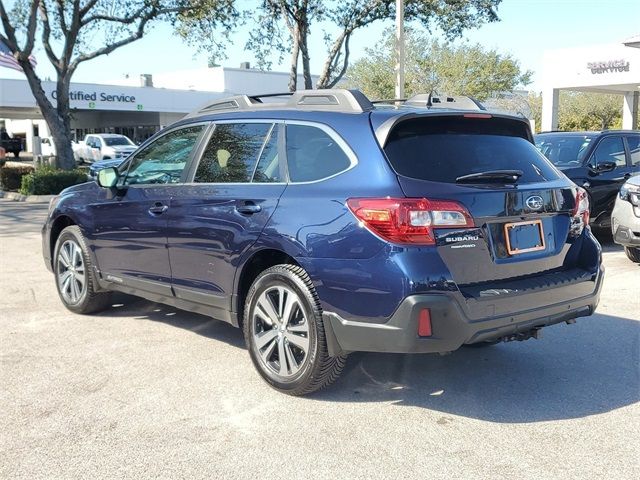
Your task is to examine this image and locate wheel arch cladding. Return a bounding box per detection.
[235,248,300,328]
[49,215,76,267]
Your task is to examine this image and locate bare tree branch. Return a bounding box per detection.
[69,12,156,71]
[38,1,62,72]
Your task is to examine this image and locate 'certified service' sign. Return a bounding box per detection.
[587,59,630,74]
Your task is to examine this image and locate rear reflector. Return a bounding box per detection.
[418,308,432,337]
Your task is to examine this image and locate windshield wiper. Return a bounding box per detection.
[455,170,523,184]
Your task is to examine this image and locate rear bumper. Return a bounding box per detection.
[323,267,604,355]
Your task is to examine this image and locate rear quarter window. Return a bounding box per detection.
[384,116,562,184]
[285,124,352,182]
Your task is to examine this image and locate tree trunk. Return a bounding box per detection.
[53,74,76,170]
[288,25,301,92]
[18,59,75,170]
[299,23,312,89]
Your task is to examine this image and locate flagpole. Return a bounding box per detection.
[395,0,405,99]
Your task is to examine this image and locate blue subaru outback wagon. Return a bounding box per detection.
[42,90,603,395]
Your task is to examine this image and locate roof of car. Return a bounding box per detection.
[536,130,640,136]
[174,89,533,147]
[183,89,524,121]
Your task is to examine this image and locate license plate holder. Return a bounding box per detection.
[504,220,545,255]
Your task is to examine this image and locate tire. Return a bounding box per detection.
[53,225,111,314]
[625,246,640,263]
[243,264,346,396]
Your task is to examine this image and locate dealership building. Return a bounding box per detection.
[542,35,640,131]
[0,65,317,152]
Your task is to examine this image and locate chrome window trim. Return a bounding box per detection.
[187,118,359,186]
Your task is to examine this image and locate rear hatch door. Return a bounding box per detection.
[381,113,580,286]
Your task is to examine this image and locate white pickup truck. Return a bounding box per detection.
[74,133,137,164]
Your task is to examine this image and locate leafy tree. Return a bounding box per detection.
[344,28,532,101]
[528,91,625,133]
[559,92,623,131]
[178,0,502,92]
[0,0,229,170]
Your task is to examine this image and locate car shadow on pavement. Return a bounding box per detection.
[97,293,246,349]
[316,313,640,423]
[100,292,639,423]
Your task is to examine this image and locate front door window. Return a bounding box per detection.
[124,125,204,185]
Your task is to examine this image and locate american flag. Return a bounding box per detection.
[0,38,37,72]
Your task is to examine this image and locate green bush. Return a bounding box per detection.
[0,165,35,191]
[20,166,88,195]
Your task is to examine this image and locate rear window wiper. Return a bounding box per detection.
[455,170,523,184]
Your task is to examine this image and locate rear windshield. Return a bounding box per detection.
[384,117,562,184]
[534,134,594,167]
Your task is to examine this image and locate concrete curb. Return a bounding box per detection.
[0,190,54,203]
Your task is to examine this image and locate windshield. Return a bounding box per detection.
[534,134,594,167]
[104,136,134,147]
[384,117,562,184]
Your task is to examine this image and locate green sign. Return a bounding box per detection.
[88,101,96,109]
[137,104,144,111]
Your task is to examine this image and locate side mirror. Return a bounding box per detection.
[596,161,616,173]
[96,167,119,188]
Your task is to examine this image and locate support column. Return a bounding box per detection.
[622,91,639,130]
[541,88,560,132]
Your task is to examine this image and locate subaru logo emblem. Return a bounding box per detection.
[526,195,544,210]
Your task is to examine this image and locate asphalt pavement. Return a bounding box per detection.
[1,199,638,479]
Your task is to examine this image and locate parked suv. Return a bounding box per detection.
[42,90,603,395]
[611,175,640,262]
[535,131,640,228]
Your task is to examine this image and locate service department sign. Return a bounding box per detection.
[587,59,630,74]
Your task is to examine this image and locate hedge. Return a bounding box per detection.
[0,165,35,191]
[20,166,88,195]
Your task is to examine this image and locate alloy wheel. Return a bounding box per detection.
[252,285,310,379]
[56,239,87,304]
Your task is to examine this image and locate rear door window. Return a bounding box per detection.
[285,124,352,182]
[384,116,561,184]
[195,123,273,183]
[626,135,640,166]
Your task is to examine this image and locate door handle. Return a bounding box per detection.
[236,202,262,215]
[148,203,168,215]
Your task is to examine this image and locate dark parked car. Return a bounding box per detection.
[535,130,640,228]
[0,127,23,158]
[42,90,603,395]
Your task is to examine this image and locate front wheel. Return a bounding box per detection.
[625,246,640,263]
[243,264,346,395]
[54,226,111,314]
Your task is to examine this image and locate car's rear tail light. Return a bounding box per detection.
[346,197,474,245]
[570,187,590,237]
[418,308,432,337]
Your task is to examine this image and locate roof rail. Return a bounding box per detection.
[188,89,374,117]
[405,94,485,111]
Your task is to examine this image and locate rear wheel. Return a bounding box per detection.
[54,226,111,314]
[625,246,640,263]
[243,264,346,395]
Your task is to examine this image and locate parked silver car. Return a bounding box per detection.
[611,174,640,262]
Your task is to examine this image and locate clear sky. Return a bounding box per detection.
[2,0,639,91]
